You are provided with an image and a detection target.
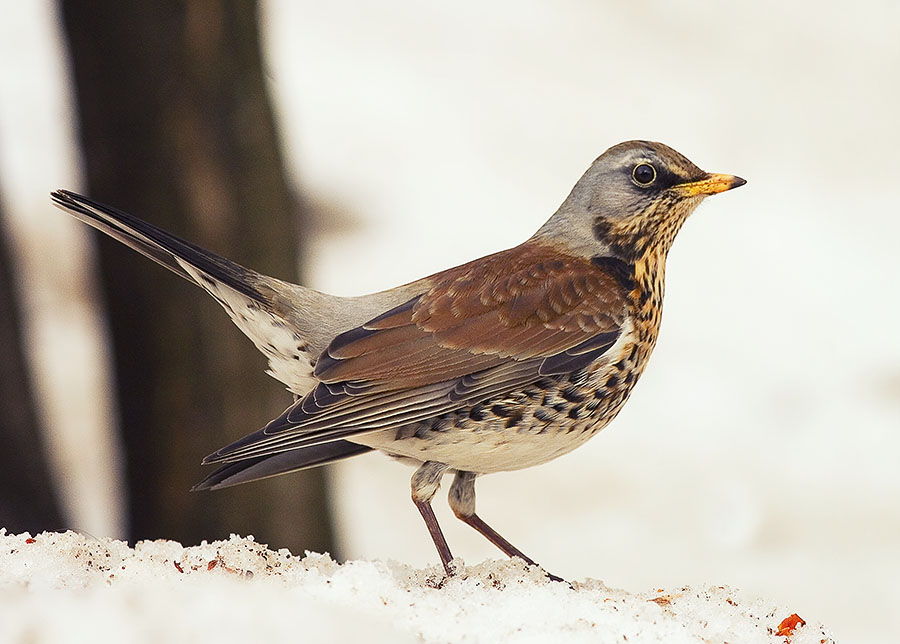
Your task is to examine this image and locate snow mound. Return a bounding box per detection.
[0,530,833,643]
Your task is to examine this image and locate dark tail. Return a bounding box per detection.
[50,189,267,303]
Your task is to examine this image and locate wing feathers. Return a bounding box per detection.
[205,242,632,465]
[193,441,371,490]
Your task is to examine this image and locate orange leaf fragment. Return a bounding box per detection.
[776,613,806,637]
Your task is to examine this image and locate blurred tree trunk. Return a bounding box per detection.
[59,2,336,553]
[0,196,63,532]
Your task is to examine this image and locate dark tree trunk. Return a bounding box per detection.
[59,2,336,553]
[0,196,64,533]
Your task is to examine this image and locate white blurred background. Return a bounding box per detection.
[2,1,899,642]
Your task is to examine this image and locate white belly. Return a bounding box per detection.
[352,419,606,473]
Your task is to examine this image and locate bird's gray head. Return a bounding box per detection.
[535,140,745,260]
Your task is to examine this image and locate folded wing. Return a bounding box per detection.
[204,243,631,464]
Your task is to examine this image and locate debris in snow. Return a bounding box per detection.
[776,613,808,641]
[0,530,835,643]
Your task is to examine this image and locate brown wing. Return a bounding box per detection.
[204,242,631,464]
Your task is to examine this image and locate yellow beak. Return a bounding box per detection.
[675,173,746,196]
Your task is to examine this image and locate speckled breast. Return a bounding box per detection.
[354,257,667,474]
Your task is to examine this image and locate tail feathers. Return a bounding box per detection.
[191,440,372,491]
[50,189,328,393]
[50,189,267,304]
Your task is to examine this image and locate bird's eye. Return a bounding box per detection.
[632,163,657,186]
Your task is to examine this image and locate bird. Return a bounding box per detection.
[51,140,745,581]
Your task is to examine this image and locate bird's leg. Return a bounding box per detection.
[411,460,455,576]
[448,470,564,582]
[447,471,534,562]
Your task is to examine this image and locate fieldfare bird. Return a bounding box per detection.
[52,140,745,580]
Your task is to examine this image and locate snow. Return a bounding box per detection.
[0,531,834,644]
